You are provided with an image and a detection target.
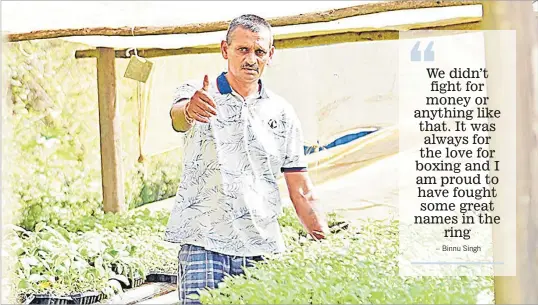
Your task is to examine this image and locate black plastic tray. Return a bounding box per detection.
[146,272,178,284]
[123,276,144,289]
[26,294,72,305]
[70,291,100,304]
[110,265,145,289]
[98,292,106,303]
[23,291,107,305]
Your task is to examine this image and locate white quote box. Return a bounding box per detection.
[398,30,516,276]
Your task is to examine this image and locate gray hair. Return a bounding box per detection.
[226,14,273,47]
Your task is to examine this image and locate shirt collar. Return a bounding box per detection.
[216,72,269,99]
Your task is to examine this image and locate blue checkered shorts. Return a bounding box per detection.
[177,244,264,305]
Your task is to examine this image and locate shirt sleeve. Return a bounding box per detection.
[169,81,200,132]
[281,108,308,173]
[171,81,201,105]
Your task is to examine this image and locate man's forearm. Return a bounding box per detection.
[170,99,194,132]
[291,191,328,239]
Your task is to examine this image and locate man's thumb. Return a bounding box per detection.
[202,75,209,91]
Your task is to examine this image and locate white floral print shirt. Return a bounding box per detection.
[164,72,307,257]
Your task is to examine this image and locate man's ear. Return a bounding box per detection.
[267,45,275,65]
[221,40,229,60]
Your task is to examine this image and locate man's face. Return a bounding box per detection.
[221,26,274,83]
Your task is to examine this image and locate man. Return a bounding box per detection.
[165,14,328,304]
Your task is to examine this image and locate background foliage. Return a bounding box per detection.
[3,39,183,230]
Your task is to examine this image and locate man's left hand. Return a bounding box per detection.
[283,171,329,240]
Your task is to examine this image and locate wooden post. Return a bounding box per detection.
[96,47,125,213]
[482,1,538,304]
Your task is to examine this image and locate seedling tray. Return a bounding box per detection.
[70,291,100,304]
[146,271,178,284]
[26,294,71,305]
[110,265,145,289]
[127,276,145,289]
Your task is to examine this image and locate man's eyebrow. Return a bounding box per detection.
[255,45,268,52]
[234,43,268,51]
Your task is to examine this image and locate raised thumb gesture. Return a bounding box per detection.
[185,75,217,123]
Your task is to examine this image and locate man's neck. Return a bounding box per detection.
[225,73,259,99]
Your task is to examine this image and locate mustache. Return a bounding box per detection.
[241,64,258,70]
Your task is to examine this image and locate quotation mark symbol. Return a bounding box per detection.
[410,41,435,62]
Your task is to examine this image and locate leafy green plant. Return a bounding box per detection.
[279,207,344,233]
[278,207,347,247]
[103,235,147,282]
[278,207,308,236]
[5,210,175,300]
[63,208,169,236]
[6,224,112,297]
[198,219,493,304]
[139,236,180,274]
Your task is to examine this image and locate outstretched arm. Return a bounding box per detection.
[170,75,217,132]
[284,171,328,240]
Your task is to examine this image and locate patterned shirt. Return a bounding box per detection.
[164,72,307,257]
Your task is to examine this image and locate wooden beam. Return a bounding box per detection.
[482,1,538,304]
[96,47,125,213]
[275,16,481,48]
[6,0,481,42]
[75,17,482,59]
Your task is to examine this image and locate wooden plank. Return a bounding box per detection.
[75,17,482,59]
[136,290,178,305]
[482,1,538,304]
[96,47,125,213]
[102,283,176,305]
[7,0,481,42]
[274,16,481,48]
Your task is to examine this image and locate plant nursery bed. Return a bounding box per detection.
[145,272,177,284]
[109,275,145,290]
[23,292,103,305]
[23,291,104,305]
[125,276,145,289]
[110,265,145,289]
[23,294,71,305]
[70,291,102,304]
